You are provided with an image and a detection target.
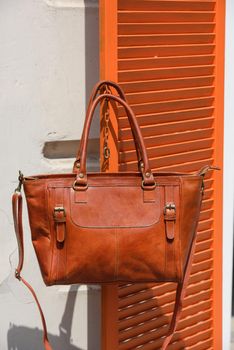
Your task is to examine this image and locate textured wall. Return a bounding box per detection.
[0,1,100,349]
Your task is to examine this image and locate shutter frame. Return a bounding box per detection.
[100,0,224,348]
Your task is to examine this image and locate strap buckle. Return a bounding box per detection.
[15,269,21,281]
[53,207,66,222]
[164,203,176,215]
[15,170,24,193]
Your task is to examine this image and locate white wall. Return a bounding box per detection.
[223,0,234,349]
[0,1,100,349]
[1,1,234,350]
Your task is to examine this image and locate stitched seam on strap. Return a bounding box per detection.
[115,228,118,282]
[178,178,183,280]
[47,188,55,284]
[171,186,175,278]
[64,188,68,284]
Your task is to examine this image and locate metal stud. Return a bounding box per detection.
[79,173,84,178]
[145,172,151,178]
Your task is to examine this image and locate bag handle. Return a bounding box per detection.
[73,81,144,174]
[88,80,127,102]
[73,93,156,190]
[73,80,127,172]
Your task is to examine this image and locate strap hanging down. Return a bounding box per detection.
[12,185,204,350]
[161,223,198,349]
[12,192,53,350]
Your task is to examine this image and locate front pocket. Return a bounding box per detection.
[69,185,161,228]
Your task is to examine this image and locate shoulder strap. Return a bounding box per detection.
[12,185,202,350]
[161,223,198,349]
[12,191,53,350]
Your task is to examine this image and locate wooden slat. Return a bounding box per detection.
[119,23,215,35]
[119,106,214,129]
[119,65,215,82]
[122,86,214,104]
[119,138,213,163]
[120,116,214,140]
[118,96,214,115]
[118,1,216,12]
[119,55,215,70]
[118,44,215,59]
[119,34,215,47]
[119,129,214,153]
[119,76,215,93]
[118,11,215,24]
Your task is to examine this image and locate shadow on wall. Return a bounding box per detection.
[8,1,100,350]
[7,286,101,350]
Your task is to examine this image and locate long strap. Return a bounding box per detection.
[12,190,199,350]
[12,192,53,350]
[161,222,198,349]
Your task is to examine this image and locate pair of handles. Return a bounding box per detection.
[72,81,155,189]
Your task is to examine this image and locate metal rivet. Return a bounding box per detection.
[79,173,84,178]
[145,172,151,178]
[76,162,80,169]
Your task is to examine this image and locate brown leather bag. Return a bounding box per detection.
[12,80,219,350]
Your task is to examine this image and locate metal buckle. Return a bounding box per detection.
[53,207,66,217]
[72,180,88,191]
[141,180,156,190]
[15,269,21,281]
[164,203,176,214]
[15,170,24,193]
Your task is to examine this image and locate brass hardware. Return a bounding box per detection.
[103,84,111,95]
[141,180,156,190]
[15,269,21,281]
[79,173,84,178]
[72,180,88,191]
[15,170,24,193]
[76,161,80,169]
[103,146,110,160]
[53,207,66,217]
[145,172,151,178]
[101,98,110,170]
[201,179,205,195]
[164,203,176,214]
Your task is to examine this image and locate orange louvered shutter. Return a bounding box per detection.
[99,1,224,349]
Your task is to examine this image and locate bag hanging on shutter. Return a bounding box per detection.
[12,80,219,350]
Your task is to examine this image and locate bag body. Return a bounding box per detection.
[24,170,202,286]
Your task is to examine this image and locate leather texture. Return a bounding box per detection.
[12,80,219,350]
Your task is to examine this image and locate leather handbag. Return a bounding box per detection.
[12,80,219,350]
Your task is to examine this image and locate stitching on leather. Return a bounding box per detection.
[178,178,183,281]
[173,185,178,279]
[56,187,67,284]
[47,188,56,284]
[55,189,59,283]
[115,228,118,282]
[164,185,176,279]
[64,188,68,284]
